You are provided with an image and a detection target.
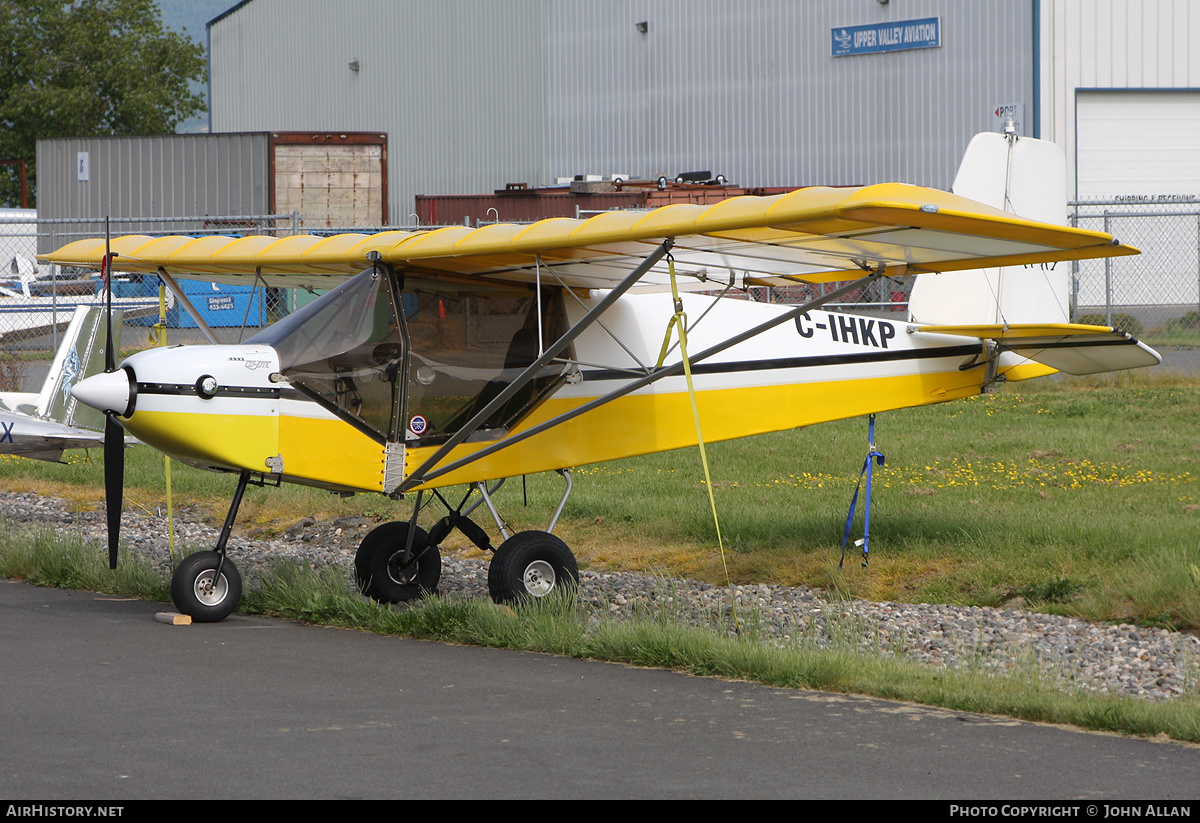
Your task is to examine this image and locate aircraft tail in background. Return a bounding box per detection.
[0,306,125,462]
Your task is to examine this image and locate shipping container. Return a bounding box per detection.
[416,182,806,226]
[35,132,388,252]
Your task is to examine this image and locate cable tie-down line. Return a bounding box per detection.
[657,254,737,626]
[841,413,885,570]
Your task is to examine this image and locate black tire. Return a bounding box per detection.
[487,531,579,605]
[171,551,242,623]
[354,522,441,604]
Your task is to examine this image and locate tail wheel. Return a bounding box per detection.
[354,522,441,604]
[171,551,242,623]
[488,531,579,605]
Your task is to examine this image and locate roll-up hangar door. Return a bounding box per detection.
[1074,90,1200,314]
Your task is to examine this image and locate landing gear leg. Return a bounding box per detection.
[170,470,251,622]
[479,471,580,604]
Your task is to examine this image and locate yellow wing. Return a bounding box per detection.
[40,182,1136,291]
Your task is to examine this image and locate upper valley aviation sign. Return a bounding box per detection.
[831,17,941,57]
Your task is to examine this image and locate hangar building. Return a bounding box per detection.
[205,0,1200,218]
[206,0,1028,217]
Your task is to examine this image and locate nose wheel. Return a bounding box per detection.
[168,470,257,623]
[171,551,243,622]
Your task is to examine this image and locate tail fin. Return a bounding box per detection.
[0,306,125,463]
[907,133,1160,376]
[907,132,1071,326]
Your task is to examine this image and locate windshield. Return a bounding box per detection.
[248,268,403,440]
[249,266,571,446]
[400,280,568,445]
[248,268,384,371]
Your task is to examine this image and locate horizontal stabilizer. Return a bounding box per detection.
[915,323,1162,375]
[0,413,107,463]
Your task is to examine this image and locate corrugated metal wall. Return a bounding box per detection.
[1044,0,1200,94]
[1039,0,1200,195]
[209,0,547,223]
[543,0,1032,192]
[208,0,1031,215]
[35,133,271,251]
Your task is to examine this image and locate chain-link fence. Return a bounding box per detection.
[0,214,300,392]
[1071,201,1200,344]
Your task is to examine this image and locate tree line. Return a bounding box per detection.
[0,0,207,208]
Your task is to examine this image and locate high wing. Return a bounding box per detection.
[40,183,1136,290]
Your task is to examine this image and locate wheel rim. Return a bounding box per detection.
[386,552,419,586]
[193,569,229,607]
[521,560,556,597]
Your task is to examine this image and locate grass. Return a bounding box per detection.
[2,370,1199,630]
[1146,327,1200,349]
[3,527,1198,744]
[0,526,170,603]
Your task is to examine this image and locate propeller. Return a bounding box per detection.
[101,221,123,570]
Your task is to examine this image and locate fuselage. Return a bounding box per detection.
[72,277,1003,496]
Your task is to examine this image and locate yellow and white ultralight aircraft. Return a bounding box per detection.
[42,132,1160,622]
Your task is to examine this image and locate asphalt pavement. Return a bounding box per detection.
[2,580,1199,800]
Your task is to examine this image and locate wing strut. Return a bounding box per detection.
[157,267,220,345]
[398,238,677,493]
[406,265,892,489]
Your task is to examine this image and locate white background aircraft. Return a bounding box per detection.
[0,306,122,463]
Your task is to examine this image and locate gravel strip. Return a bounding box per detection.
[3,491,1197,702]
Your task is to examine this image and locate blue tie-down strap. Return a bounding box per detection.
[841,415,885,570]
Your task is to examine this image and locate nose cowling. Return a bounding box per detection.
[72,366,136,418]
[76,344,283,473]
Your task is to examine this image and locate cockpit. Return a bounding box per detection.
[247,266,571,446]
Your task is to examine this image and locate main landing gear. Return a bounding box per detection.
[487,530,578,604]
[355,471,580,607]
[353,522,442,604]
